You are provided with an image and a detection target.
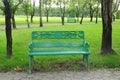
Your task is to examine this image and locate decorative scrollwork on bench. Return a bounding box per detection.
[32,31,84,40]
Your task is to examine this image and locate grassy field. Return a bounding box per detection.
[0,15,120,25]
[0,15,65,25]
[0,15,103,25]
[0,17,120,72]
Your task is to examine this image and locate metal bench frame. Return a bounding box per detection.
[28,31,90,73]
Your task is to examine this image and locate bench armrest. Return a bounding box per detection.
[29,42,33,50]
[84,42,90,50]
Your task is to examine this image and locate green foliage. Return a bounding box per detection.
[21,0,31,15]
[0,0,23,14]
[68,8,76,17]
[0,23,120,72]
[116,11,120,19]
[0,1,4,14]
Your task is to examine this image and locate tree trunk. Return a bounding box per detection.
[3,0,12,58]
[31,12,34,23]
[76,4,80,22]
[60,2,65,26]
[95,9,98,24]
[101,0,115,54]
[26,15,30,28]
[90,5,93,22]
[46,9,49,22]
[31,0,35,23]
[80,14,84,24]
[11,14,16,29]
[11,0,23,27]
[60,8,64,25]
[112,14,116,21]
[39,0,43,27]
[61,14,64,25]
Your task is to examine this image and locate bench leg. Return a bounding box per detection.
[29,56,33,74]
[82,54,85,61]
[83,54,90,71]
[86,55,90,72]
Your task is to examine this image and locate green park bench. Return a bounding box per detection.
[28,31,90,73]
[67,17,76,23]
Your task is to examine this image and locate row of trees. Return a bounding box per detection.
[1,0,120,28]
[1,0,120,58]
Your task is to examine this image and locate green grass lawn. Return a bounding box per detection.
[0,15,65,25]
[0,15,120,25]
[0,19,120,72]
[0,15,103,25]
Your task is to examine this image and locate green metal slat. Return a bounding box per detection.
[29,42,84,48]
[29,50,90,56]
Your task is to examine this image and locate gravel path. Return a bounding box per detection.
[0,69,120,80]
[0,23,64,30]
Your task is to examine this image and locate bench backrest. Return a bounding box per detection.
[30,31,87,50]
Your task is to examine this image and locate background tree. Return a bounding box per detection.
[112,0,120,21]
[75,0,81,22]
[2,0,12,58]
[54,0,69,25]
[43,0,52,22]
[88,0,97,22]
[0,0,23,29]
[39,0,43,27]
[55,0,64,25]
[22,0,31,28]
[30,0,35,23]
[116,10,120,19]
[10,0,23,29]
[94,0,100,23]
[69,0,76,17]
[80,0,88,24]
[101,0,115,54]
[0,1,5,14]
